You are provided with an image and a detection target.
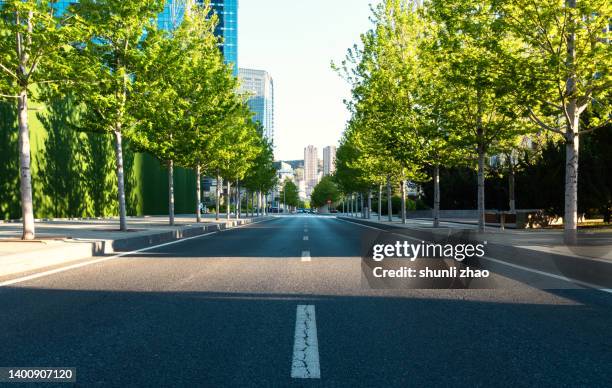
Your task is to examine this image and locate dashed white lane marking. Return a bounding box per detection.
[303,236,309,241]
[301,250,311,262]
[291,305,321,379]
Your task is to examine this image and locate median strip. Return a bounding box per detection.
[291,305,321,379]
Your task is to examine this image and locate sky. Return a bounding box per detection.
[238,0,375,161]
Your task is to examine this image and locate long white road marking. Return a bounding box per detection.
[291,305,321,379]
[0,218,273,288]
[336,217,612,294]
[301,250,311,262]
[303,236,309,241]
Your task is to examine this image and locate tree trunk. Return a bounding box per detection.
[226,180,231,221]
[168,160,175,226]
[17,90,35,240]
[564,106,579,243]
[215,171,221,221]
[387,176,393,222]
[400,180,406,224]
[236,180,240,220]
[367,190,372,219]
[564,0,578,244]
[196,165,202,223]
[113,129,128,231]
[508,164,516,214]
[360,193,364,219]
[378,184,383,221]
[434,164,440,228]
[477,143,486,233]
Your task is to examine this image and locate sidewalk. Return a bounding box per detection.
[0,214,269,279]
[338,213,612,262]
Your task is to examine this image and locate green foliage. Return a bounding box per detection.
[243,130,278,194]
[280,179,300,208]
[66,0,165,136]
[311,176,341,208]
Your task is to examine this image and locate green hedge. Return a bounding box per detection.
[0,99,196,220]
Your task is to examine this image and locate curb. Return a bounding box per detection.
[0,217,271,279]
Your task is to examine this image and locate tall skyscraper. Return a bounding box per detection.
[239,68,275,142]
[210,0,238,74]
[54,1,238,72]
[323,146,337,176]
[304,146,319,197]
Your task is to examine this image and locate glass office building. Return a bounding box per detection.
[238,68,275,142]
[52,1,238,72]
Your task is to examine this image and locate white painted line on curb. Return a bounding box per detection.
[291,305,321,379]
[301,251,311,262]
[0,218,273,288]
[337,217,612,294]
[303,236,309,241]
[480,255,612,295]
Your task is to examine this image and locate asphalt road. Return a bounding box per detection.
[1,216,611,387]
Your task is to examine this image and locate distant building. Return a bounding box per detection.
[323,146,337,176]
[239,68,275,142]
[276,161,294,183]
[304,146,319,197]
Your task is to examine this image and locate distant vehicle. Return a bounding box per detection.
[330,209,338,214]
[269,207,282,214]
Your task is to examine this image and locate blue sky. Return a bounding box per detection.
[238,0,375,161]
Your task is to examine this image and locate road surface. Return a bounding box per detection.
[1,216,610,387]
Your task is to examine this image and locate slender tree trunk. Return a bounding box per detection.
[17,89,35,240]
[215,171,220,221]
[196,165,202,223]
[564,0,579,244]
[360,193,365,219]
[400,180,406,224]
[226,180,231,221]
[564,106,579,242]
[367,190,372,219]
[378,184,382,222]
[168,160,175,226]
[113,129,128,231]
[434,164,440,228]
[477,143,486,233]
[387,176,393,222]
[508,164,516,214]
[236,180,240,220]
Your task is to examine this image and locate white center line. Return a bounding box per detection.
[301,250,311,262]
[291,305,321,379]
[303,236,309,241]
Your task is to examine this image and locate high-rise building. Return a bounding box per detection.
[323,146,337,176]
[54,1,238,72]
[210,0,238,74]
[158,1,238,73]
[304,146,319,197]
[239,68,275,142]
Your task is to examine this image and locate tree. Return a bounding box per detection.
[311,176,341,209]
[280,179,300,210]
[66,0,165,231]
[243,132,277,216]
[425,0,533,232]
[132,2,227,225]
[215,104,261,220]
[498,0,611,241]
[0,0,80,239]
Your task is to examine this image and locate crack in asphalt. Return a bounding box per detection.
[291,305,320,379]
